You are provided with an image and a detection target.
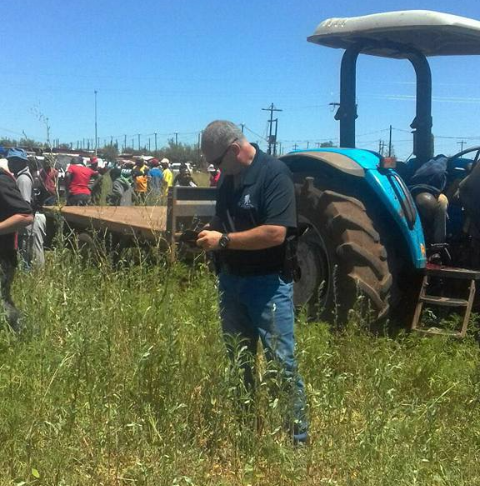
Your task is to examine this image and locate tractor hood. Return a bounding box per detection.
[308,10,480,58]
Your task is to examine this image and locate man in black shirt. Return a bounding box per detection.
[198,120,307,444]
[0,167,33,331]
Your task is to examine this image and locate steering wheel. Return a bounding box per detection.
[447,145,480,170]
[444,146,480,202]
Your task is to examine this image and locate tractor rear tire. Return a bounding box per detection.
[294,185,394,323]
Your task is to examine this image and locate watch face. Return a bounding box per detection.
[220,234,229,249]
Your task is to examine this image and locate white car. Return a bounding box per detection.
[171,162,193,175]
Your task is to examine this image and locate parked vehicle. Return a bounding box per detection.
[171,162,193,175]
[280,10,480,322]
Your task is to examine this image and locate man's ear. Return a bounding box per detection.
[231,142,241,156]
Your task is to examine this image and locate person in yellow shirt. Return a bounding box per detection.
[132,157,150,204]
[161,158,173,196]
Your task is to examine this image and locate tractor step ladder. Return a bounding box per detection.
[411,263,480,338]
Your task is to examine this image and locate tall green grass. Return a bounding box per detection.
[1,249,479,485]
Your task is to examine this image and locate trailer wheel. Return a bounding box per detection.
[294,185,394,323]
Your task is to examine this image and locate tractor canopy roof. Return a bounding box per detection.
[308,10,480,59]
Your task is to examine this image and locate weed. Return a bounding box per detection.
[0,247,479,485]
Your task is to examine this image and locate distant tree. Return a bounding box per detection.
[0,138,16,147]
[320,141,336,148]
[101,144,119,162]
[19,138,42,149]
[162,139,203,168]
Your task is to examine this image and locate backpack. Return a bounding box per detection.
[18,170,43,211]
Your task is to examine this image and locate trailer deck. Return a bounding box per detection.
[43,205,169,240]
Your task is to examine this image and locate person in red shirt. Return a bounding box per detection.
[208,164,221,187]
[39,154,59,205]
[65,156,98,206]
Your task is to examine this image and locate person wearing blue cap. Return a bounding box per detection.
[7,148,32,203]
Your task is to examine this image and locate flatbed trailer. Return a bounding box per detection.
[44,186,216,260]
[43,205,168,239]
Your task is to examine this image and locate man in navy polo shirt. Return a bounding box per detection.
[198,120,307,444]
[0,166,33,332]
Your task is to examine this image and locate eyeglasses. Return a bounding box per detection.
[209,138,238,167]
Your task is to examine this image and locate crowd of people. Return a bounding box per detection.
[0,153,222,210]
[0,149,222,275]
[64,155,221,207]
[65,156,175,207]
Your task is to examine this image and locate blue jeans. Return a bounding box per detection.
[219,272,308,442]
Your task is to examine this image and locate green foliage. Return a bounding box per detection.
[161,139,203,168]
[0,137,48,151]
[0,250,479,485]
[101,144,119,162]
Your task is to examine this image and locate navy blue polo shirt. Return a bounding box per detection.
[215,145,296,275]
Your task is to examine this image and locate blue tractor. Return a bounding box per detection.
[281,10,480,322]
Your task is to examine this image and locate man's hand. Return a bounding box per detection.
[196,230,223,251]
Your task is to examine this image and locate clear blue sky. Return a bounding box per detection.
[2,0,480,159]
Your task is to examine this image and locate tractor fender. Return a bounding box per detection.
[281,149,427,269]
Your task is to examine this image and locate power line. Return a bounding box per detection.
[243,125,268,142]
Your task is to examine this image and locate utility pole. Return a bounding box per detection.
[240,123,245,133]
[175,132,178,146]
[378,139,384,155]
[197,131,202,163]
[458,140,466,152]
[94,90,98,155]
[124,135,127,151]
[262,103,282,155]
[388,125,393,157]
[154,132,158,152]
[46,117,51,148]
[148,138,151,152]
[137,134,141,151]
[293,143,298,150]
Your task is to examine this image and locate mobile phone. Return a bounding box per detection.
[179,229,199,245]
